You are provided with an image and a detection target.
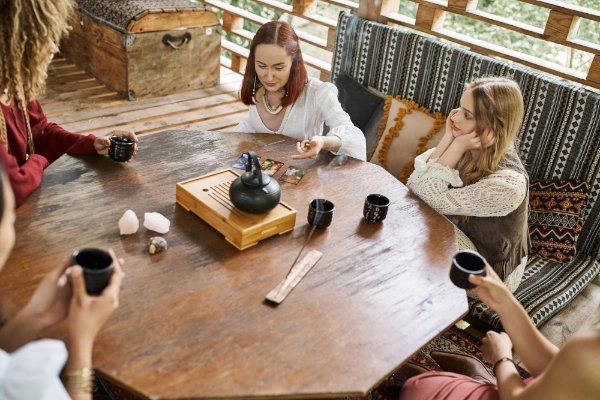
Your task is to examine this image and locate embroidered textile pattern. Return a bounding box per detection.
[528,180,590,263]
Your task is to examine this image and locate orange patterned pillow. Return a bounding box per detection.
[369,96,446,183]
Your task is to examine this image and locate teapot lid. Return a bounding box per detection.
[241,170,271,188]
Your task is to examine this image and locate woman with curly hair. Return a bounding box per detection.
[233,21,366,161]
[0,0,138,207]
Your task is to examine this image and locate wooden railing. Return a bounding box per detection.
[205,0,600,90]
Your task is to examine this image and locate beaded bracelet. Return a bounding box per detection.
[61,367,94,394]
[492,357,516,376]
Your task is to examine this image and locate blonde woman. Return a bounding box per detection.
[398,266,600,400]
[0,0,138,207]
[407,77,529,290]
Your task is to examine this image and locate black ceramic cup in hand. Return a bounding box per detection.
[71,248,114,295]
[307,199,335,229]
[108,136,134,162]
[363,194,390,222]
[449,250,488,289]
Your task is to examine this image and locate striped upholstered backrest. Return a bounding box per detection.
[332,13,600,257]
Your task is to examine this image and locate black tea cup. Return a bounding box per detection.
[72,248,114,295]
[109,136,134,162]
[449,250,487,289]
[363,194,390,222]
[307,199,335,229]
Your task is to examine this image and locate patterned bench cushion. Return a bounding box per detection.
[332,12,600,329]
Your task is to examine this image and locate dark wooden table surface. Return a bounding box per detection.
[0,130,467,399]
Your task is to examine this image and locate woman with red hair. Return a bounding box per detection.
[233,21,366,161]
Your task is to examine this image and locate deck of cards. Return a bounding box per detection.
[232,153,307,184]
[261,159,285,176]
[280,166,307,185]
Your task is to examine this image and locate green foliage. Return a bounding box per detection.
[396,0,599,72]
[218,0,285,57]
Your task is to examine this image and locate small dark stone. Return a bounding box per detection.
[148,236,168,255]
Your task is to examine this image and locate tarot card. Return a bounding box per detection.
[261,159,285,176]
[279,166,307,185]
[232,153,260,169]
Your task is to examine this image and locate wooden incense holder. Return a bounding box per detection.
[266,249,323,304]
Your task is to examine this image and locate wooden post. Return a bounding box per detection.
[588,55,600,85]
[415,4,445,31]
[231,54,247,74]
[358,0,400,23]
[544,10,580,41]
[320,70,331,82]
[222,11,244,32]
[326,27,336,51]
[292,0,318,15]
[447,0,478,11]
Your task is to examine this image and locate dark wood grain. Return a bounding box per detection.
[0,130,467,399]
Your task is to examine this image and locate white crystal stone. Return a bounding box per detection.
[118,210,139,235]
[143,212,170,234]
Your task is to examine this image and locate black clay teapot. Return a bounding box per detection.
[229,151,282,214]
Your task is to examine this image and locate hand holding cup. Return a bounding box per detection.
[67,249,124,347]
[71,248,115,295]
[95,129,138,162]
[468,265,514,313]
[449,250,487,289]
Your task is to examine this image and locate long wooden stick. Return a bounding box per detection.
[275,224,317,298]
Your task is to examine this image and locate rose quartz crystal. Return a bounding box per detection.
[118,210,139,235]
[143,212,170,234]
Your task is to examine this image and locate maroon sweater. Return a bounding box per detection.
[0,100,97,207]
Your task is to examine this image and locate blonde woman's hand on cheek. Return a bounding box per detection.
[94,129,139,159]
[292,136,324,160]
[67,249,125,345]
[451,131,482,153]
[482,331,513,365]
[478,129,496,149]
[22,258,73,330]
[445,109,461,139]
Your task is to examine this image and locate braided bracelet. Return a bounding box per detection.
[492,357,516,376]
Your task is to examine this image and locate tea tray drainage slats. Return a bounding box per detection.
[176,169,296,250]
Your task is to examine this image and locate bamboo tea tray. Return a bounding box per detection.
[176,169,297,250]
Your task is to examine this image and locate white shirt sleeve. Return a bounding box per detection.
[406,148,528,217]
[315,82,367,161]
[232,113,255,133]
[0,339,70,400]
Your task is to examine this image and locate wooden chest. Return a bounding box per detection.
[61,1,221,100]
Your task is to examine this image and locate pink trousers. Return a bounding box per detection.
[399,371,533,400]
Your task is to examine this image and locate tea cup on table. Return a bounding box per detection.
[71,248,114,295]
[307,199,335,229]
[363,194,390,222]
